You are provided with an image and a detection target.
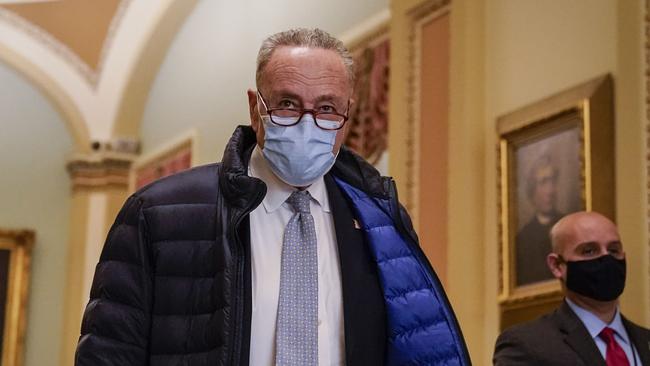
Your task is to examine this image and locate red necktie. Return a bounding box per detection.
[599,327,630,366]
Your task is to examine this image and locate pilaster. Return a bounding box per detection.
[60,150,136,366]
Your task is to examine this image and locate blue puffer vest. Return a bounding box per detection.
[335,178,471,366]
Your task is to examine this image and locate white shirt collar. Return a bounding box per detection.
[248,146,331,213]
[565,298,631,346]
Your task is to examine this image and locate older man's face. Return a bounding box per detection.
[247,46,353,153]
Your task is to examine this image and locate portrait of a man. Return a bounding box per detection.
[514,126,582,286]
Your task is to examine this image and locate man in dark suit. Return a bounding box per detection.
[75,28,470,365]
[494,211,650,365]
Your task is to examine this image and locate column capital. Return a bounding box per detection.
[66,151,136,191]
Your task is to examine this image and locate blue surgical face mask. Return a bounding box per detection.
[261,113,338,187]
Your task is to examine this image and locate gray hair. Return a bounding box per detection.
[255,28,355,88]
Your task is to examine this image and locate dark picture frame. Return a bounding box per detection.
[497,75,615,328]
[0,230,33,366]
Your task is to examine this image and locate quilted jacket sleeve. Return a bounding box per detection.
[75,195,153,366]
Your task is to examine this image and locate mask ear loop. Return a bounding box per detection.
[256,93,268,119]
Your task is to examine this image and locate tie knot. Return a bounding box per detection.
[287,191,311,214]
[599,327,616,343]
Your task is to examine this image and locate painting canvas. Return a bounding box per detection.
[132,134,195,191]
[513,119,583,286]
[345,24,390,175]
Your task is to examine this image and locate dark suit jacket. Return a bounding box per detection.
[494,301,650,366]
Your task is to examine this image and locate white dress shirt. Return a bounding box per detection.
[566,298,642,365]
[248,147,345,366]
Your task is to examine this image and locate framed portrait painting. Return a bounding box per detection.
[497,75,614,328]
[130,130,197,192]
[0,230,33,366]
[342,11,390,175]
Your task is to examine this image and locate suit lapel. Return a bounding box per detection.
[556,301,607,366]
[623,317,650,366]
[325,174,386,365]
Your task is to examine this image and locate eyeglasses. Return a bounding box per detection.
[257,91,350,130]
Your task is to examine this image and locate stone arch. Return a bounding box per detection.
[0,42,91,152]
[111,0,198,139]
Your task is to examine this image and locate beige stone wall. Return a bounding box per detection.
[2,0,648,365]
[139,0,390,165]
[0,61,73,366]
[391,0,648,364]
[483,0,647,330]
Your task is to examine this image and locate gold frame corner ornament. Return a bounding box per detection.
[0,229,34,366]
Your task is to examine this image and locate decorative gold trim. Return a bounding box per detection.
[0,0,132,87]
[496,75,614,310]
[405,0,450,221]
[0,229,34,366]
[582,100,593,211]
[645,0,650,308]
[498,140,509,299]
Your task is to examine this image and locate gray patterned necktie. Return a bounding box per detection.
[276,190,318,366]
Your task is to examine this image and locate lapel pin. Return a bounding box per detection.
[353,219,361,229]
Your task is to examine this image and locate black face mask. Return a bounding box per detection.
[563,254,626,301]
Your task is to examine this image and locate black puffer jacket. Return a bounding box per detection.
[75,125,399,365]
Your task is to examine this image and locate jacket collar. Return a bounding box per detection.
[555,300,607,366]
[622,316,650,366]
[219,125,390,210]
[330,143,390,199]
[219,125,266,211]
[248,146,331,213]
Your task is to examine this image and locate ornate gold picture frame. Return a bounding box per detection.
[0,230,33,366]
[497,75,614,328]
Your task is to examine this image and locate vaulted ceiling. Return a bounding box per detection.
[0,0,126,77]
[0,0,198,149]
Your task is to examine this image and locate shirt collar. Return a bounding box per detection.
[565,298,630,346]
[248,146,330,213]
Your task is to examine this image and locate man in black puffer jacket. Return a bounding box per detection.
[75,28,470,366]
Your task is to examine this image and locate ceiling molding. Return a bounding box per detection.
[0,0,131,87]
